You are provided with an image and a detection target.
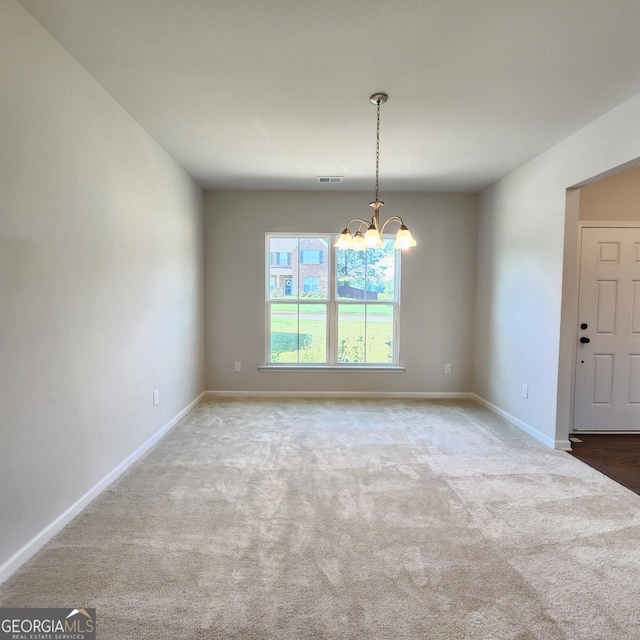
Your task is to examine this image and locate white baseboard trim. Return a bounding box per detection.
[572,430,640,435]
[0,391,206,585]
[206,390,474,399]
[471,394,571,450]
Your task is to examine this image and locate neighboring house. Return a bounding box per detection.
[269,237,329,298]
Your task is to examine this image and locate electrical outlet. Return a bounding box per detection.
[522,384,528,399]
[234,362,241,373]
[153,389,159,405]
[444,363,452,374]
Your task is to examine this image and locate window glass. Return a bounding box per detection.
[336,239,396,301]
[270,303,326,363]
[338,303,394,363]
[266,234,399,366]
[268,237,329,300]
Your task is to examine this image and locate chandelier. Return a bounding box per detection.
[335,93,417,251]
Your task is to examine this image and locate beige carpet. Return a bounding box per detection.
[2,398,640,639]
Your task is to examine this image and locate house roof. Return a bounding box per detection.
[269,238,329,252]
[18,0,640,193]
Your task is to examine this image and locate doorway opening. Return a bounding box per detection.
[560,162,640,442]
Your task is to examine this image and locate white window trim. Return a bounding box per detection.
[265,233,401,368]
[259,365,406,372]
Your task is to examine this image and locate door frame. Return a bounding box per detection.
[571,220,640,434]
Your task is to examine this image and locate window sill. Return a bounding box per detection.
[259,365,405,372]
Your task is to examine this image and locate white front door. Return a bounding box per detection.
[574,226,640,432]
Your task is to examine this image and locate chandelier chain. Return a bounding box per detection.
[375,100,380,203]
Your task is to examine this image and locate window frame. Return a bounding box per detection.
[264,233,402,369]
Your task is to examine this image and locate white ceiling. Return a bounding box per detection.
[18,0,640,193]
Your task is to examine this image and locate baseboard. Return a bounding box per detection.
[0,391,206,585]
[471,394,571,450]
[572,430,640,435]
[206,390,474,399]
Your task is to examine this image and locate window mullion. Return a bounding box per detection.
[296,301,300,363]
[328,237,336,364]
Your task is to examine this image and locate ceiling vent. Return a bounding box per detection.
[317,176,343,184]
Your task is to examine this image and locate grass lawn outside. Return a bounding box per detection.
[269,303,394,363]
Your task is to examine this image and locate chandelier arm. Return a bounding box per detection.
[379,216,405,234]
[344,218,371,230]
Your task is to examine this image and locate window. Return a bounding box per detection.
[271,252,291,266]
[266,234,399,366]
[303,276,320,294]
[300,250,322,264]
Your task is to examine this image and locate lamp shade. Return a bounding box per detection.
[334,229,353,249]
[352,231,366,251]
[364,225,384,248]
[393,226,417,250]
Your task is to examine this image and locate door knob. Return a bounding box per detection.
[580,337,591,344]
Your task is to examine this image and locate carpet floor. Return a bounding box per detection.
[1,398,640,639]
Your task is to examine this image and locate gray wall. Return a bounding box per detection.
[0,1,205,573]
[204,190,478,394]
[474,93,640,448]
